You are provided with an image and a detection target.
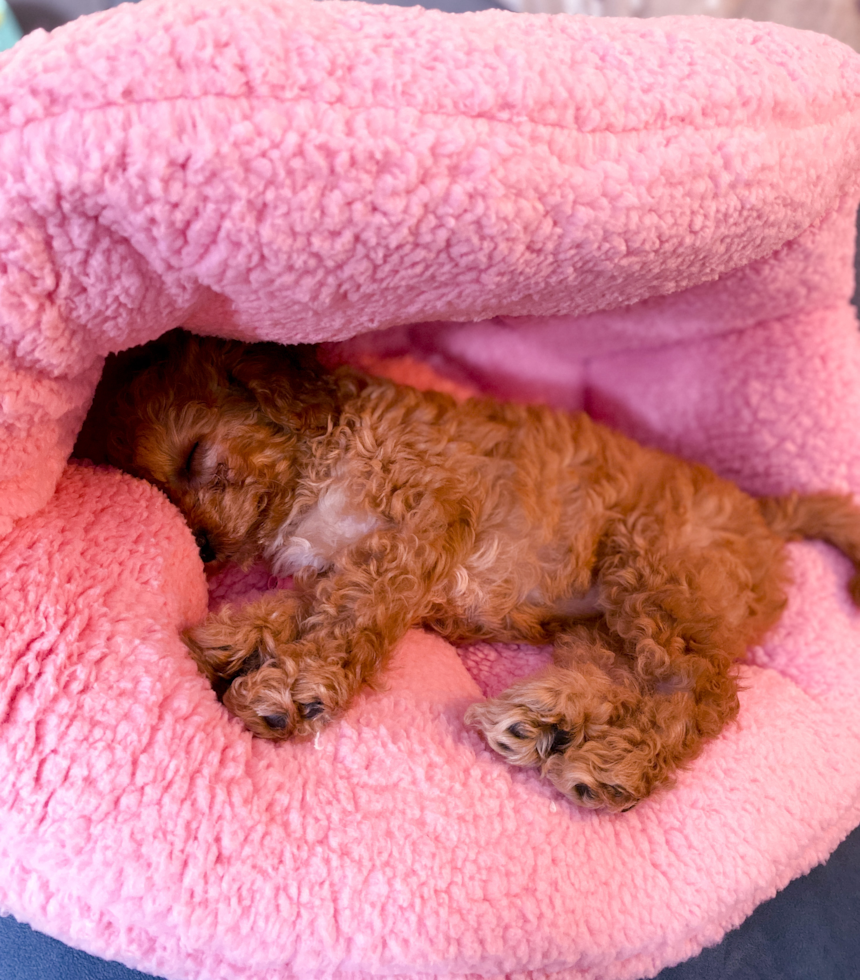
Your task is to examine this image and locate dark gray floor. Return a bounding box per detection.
[3,1,860,978]
[7,0,121,35]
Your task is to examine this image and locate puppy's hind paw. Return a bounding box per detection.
[466,668,648,812]
[465,698,571,769]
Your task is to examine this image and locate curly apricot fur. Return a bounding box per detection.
[96,330,860,811]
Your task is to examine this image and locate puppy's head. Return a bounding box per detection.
[97,329,350,566]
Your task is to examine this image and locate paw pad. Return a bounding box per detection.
[548,725,571,754]
[505,722,529,740]
[298,700,325,720]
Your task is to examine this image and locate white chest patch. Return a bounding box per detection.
[267,485,381,577]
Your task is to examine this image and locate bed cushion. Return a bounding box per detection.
[2,2,860,978]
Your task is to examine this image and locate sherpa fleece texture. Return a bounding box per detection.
[2,2,860,979]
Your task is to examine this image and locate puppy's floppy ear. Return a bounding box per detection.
[75,328,200,464]
[226,342,347,433]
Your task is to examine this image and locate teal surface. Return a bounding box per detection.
[0,0,22,51]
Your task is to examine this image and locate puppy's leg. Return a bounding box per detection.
[184,592,302,683]
[467,623,663,812]
[470,516,784,810]
[183,592,327,738]
[190,529,441,739]
[185,589,375,740]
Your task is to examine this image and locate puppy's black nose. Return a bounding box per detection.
[193,528,217,564]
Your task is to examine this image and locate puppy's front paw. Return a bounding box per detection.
[221,653,339,740]
[183,596,344,739]
[466,667,647,812]
[182,594,302,682]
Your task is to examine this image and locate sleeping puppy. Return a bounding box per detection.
[99,329,860,812]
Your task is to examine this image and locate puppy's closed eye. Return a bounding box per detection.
[183,441,202,479]
[182,439,218,486]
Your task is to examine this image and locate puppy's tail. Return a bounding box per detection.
[758,492,860,605]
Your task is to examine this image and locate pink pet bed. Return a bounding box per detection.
[2,1,860,978]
